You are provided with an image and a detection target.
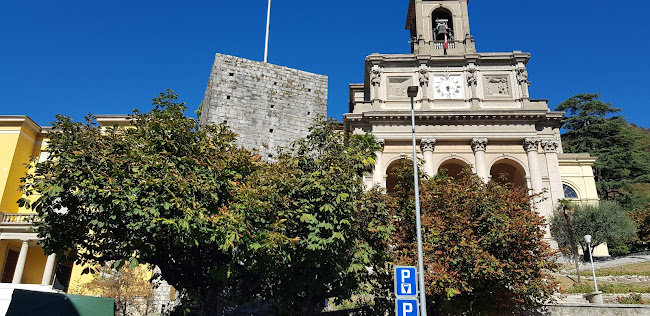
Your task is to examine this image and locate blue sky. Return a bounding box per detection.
[1,0,649,127]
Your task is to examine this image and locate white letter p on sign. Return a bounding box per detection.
[404,302,413,313]
[401,269,410,282]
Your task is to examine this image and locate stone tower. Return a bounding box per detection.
[200,54,328,160]
[345,0,600,246]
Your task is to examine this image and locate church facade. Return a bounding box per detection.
[344,0,601,252]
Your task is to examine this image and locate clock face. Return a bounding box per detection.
[434,75,462,99]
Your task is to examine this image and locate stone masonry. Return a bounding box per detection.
[200,53,328,159]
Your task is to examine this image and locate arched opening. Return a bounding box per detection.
[432,9,454,41]
[437,158,468,180]
[490,159,527,188]
[386,159,411,197]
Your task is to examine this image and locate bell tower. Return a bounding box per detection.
[406,0,476,55]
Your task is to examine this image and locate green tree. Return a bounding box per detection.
[233,119,394,315]
[391,169,558,315]
[556,93,650,199]
[20,90,259,315]
[69,264,155,316]
[550,201,637,259]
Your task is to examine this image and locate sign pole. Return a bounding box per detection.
[408,86,427,316]
[264,0,272,63]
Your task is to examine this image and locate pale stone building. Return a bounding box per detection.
[344,0,602,254]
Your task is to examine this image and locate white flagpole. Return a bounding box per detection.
[264,0,272,63]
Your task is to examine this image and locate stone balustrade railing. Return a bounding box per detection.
[0,212,37,224]
[432,41,456,50]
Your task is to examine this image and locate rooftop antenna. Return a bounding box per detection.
[264,0,272,63]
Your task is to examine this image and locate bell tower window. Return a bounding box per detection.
[432,9,454,41]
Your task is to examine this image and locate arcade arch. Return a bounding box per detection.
[385,158,411,196]
[437,158,469,179]
[489,159,528,188]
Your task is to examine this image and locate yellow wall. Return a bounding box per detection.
[559,153,600,204]
[0,118,42,214]
[0,241,49,284]
[0,132,21,212]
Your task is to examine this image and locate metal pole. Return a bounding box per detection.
[588,243,598,292]
[410,94,428,316]
[264,0,272,63]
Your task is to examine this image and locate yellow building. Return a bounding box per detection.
[0,115,131,290]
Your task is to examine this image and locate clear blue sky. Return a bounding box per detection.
[2,0,649,127]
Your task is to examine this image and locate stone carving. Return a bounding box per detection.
[420,138,436,151]
[375,138,385,149]
[541,140,559,153]
[387,77,412,98]
[467,68,477,86]
[371,69,382,86]
[419,69,429,87]
[485,76,510,97]
[471,138,488,152]
[523,138,540,152]
[516,68,529,83]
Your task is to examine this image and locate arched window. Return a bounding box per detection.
[563,184,579,199]
[432,9,454,41]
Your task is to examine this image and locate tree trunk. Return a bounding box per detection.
[198,287,219,316]
[563,206,581,284]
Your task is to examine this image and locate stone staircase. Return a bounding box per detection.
[556,294,591,305]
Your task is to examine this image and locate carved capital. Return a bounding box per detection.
[523,138,540,152]
[516,67,528,83]
[375,138,385,150]
[471,138,488,152]
[420,138,436,152]
[541,140,559,153]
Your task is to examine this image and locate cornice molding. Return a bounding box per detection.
[345,110,563,125]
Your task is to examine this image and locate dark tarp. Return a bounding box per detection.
[6,289,114,316]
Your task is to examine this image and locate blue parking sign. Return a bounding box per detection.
[394,266,417,296]
[396,298,418,316]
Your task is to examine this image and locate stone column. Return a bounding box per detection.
[41,253,57,285]
[471,138,488,182]
[12,240,29,284]
[420,139,436,178]
[373,139,386,187]
[524,138,545,211]
[542,139,564,203]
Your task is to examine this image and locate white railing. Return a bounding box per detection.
[0,212,37,224]
[432,41,456,50]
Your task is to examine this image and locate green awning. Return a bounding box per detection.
[6,289,114,316]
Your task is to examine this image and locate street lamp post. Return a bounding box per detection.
[407,86,428,316]
[584,235,603,304]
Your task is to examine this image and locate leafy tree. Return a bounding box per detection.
[550,201,637,259]
[20,90,259,315]
[556,94,650,199]
[391,168,557,315]
[69,264,155,316]
[232,119,394,315]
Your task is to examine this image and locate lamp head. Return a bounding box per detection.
[407,86,419,98]
[584,235,592,244]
